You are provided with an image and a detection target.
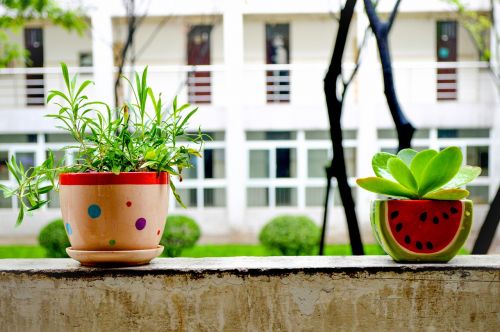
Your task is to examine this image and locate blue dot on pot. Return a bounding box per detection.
[88,204,101,219]
[65,223,72,236]
[135,217,147,230]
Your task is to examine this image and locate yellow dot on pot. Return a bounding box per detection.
[109,239,116,246]
[465,211,471,216]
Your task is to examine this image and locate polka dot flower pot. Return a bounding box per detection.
[59,172,169,265]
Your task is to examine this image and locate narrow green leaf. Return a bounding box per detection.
[75,80,93,99]
[397,148,417,166]
[16,204,24,227]
[27,200,49,211]
[387,158,418,192]
[410,149,438,185]
[418,147,462,196]
[177,108,198,130]
[423,188,469,200]
[371,152,396,180]
[61,63,70,91]
[356,177,417,199]
[443,165,482,189]
[37,185,53,194]
[46,89,71,105]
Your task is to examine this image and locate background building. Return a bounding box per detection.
[0,0,498,249]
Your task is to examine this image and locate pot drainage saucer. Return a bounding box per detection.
[66,245,164,266]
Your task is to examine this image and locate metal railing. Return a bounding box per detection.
[0,62,494,110]
[0,67,94,109]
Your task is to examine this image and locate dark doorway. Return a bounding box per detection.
[436,21,457,101]
[24,28,45,106]
[266,24,290,103]
[187,25,212,104]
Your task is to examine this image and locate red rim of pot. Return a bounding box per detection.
[59,172,169,185]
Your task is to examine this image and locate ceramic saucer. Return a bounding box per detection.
[66,245,164,266]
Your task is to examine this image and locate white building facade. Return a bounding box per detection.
[0,0,498,245]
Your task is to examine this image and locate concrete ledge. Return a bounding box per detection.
[1,256,499,331]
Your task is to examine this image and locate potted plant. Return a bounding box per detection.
[0,64,205,265]
[356,147,481,262]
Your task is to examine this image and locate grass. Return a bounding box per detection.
[0,243,468,259]
[0,243,386,258]
[179,244,386,257]
[0,245,47,258]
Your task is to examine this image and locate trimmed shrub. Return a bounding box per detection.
[161,215,201,257]
[259,215,320,256]
[38,219,70,258]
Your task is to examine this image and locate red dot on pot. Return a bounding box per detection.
[157,229,161,236]
[135,218,147,230]
[126,201,132,207]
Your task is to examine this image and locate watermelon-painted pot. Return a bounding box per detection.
[59,172,169,251]
[371,199,472,262]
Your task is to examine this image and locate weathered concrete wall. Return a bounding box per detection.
[0,256,499,332]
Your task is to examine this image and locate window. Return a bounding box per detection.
[308,149,329,178]
[249,150,269,178]
[247,130,358,208]
[0,151,8,180]
[467,186,489,204]
[437,128,490,138]
[79,52,93,67]
[266,23,290,103]
[0,134,37,143]
[247,188,269,207]
[248,148,296,180]
[175,132,226,208]
[467,146,489,176]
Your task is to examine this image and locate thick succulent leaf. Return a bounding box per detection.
[410,149,438,185]
[423,188,469,200]
[397,148,417,167]
[371,152,396,180]
[387,157,418,192]
[418,147,462,196]
[443,165,482,189]
[356,177,417,199]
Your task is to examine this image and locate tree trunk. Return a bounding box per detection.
[320,0,364,256]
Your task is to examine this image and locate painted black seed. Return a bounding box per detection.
[426,242,434,250]
[390,211,399,220]
[442,212,449,220]
[416,241,423,250]
[395,223,403,233]
[433,216,439,224]
[450,207,458,214]
[419,212,427,222]
[404,235,411,244]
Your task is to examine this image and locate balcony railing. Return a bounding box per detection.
[0,62,494,110]
[0,67,94,109]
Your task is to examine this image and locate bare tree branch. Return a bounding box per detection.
[363,0,415,150]
[386,0,402,33]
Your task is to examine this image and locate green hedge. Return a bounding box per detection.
[161,215,201,257]
[38,219,70,258]
[259,215,320,256]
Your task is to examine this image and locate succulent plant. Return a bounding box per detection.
[356,147,481,200]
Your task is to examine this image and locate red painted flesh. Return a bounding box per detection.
[387,200,462,254]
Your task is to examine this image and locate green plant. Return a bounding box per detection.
[357,147,481,200]
[0,63,206,225]
[38,219,70,258]
[259,215,320,256]
[160,215,201,257]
